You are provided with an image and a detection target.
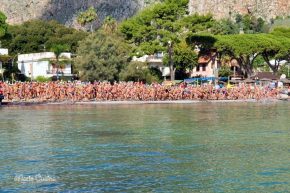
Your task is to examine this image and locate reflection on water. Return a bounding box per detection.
[0,102,290,192]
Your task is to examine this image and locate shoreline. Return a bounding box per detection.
[1,98,286,106]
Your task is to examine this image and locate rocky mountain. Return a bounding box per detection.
[0,0,289,27]
[189,0,290,21]
[0,0,156,27]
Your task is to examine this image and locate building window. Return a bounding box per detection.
[202,64,206,71]
[196,65,200,72]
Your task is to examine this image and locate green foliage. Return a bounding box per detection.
[101,16,118,34]
[1,59,22,82]
[211,19,239,35]
[235,14,243,24]
[0,11,7,39]
[218,66,231,77]
[241,15,267,33]
[49,44,70,69]
[186,33,217,51]
[120,0,200,80]
[0,55,10,63]
[213,34,271,75]
[260,30,290,72]
[50,44,70,58]
[120,0,188,53]
[35,76,51,82]
[271,27,290,38]
[120,61,161,83]
[0,20,87,55]
[77,6,97,32]
[278,64,290,78]
[78,7,97,25]
[48,44,71,80]
[179,13,215,33]
[270,18,290,31]
[75,31,131,82]
[163,40,197,72]
[212,14,268,35]
[242,14,252,32]
[187,32,290,77]
[252,55,266,69]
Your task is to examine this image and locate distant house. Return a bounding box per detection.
[132,52,170,78]
[191,52,219,77]
[17,52,72,79]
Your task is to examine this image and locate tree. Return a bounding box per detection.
[259,34,289,74]
[178,13,215,33]
[50,44,70,80]
[215,34,271,77]
[211,19,239,35]
[120,0,202,80]
[120,61,161,83]
[238,14,267,33]
[186,33,276,77]
[235,14,243,24]
[1,20,87,55]
[163,40,198,79]
[218,66,231,77]
[120,0,188,51]
[252,55,268,71]
[271,27,290,38]
[74,31,131,82]
[102,16,118,34]
[77,6,97,32]
[187,31,290,77]
[278,64,290,78]
[0,11,7,38]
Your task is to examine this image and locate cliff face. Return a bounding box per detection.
[189,0,290,21]
[0,0,155,26]
[0,0,289,27]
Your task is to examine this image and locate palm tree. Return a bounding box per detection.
[50,44,70,80]
[102,16,118,34]
[77,6,97,32]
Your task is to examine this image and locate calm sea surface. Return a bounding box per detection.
[0,102,290,192]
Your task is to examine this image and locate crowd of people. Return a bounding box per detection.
[0,81,281,103]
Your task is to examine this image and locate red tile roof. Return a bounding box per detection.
[198,56,211,63]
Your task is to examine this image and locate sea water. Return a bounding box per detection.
[0,102,290,192]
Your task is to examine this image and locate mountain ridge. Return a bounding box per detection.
[189,0,290,21]
[0,0,289,27]
[0,0,156,27]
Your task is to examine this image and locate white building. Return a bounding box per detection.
[132,52,170,77]
[0,48,9,72]
[0,48,8,55]
[17,52,72,79]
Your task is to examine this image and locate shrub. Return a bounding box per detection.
[35,76,51,82]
